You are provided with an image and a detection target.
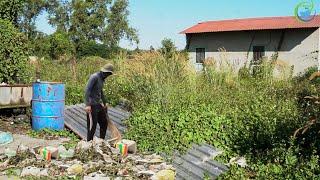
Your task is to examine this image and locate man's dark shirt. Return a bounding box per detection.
[84,72,107,106]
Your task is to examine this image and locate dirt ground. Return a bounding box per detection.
[0,117,30,135]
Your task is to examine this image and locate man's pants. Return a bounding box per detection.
[86,104,108,141]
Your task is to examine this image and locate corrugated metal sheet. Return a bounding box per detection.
[64,104,228,179]
[0,85,32,109]
[181,16,320,34]
[173,144,228,180]
[64,104,129,140]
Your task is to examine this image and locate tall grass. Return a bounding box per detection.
[28,52,320,178]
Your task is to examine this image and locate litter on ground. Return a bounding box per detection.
[0,137,175,179]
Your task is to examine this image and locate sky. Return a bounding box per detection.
[36,0,320,50]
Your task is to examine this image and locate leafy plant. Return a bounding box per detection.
[0,19,29,83]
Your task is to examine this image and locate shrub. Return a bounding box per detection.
[49,32,75,60]
[77,40,110,58]
[0,19,29,83]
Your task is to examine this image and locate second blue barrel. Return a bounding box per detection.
[32,82,65,131]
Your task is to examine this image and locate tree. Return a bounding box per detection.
[19,0,47,38]
[160,38,177,58]
[46,0,138,54]
[49,32,75,60]
[0,19,29,83]
[0,0,24,25]
[150,45,155,52]
[47,0,71,32]
[104,0,138,48]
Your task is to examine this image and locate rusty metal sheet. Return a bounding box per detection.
[0,85,32,109]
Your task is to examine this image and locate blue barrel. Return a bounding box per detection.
[32,82,65,131]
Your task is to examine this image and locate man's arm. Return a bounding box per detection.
[85,75,97,106]
[101,89,107,107]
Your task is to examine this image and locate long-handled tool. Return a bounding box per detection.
[105,108,122,145]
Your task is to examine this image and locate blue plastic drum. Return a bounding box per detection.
[32,82,65,131]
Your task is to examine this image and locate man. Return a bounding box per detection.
[84,63,113,141]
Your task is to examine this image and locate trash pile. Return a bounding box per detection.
[0,137,175,179]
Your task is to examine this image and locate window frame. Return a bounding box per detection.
[252,46,265,63]
[196,48,206,64]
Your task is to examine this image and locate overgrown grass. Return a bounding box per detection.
[28,52,320,178]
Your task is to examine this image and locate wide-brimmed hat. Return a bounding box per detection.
[100,63,114,74]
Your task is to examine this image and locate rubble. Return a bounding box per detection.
[151,169,175,180]
[0,137,175,179]
[67,164,83,175]
[21,166,48,177]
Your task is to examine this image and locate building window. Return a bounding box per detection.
[253,46,265,63]
[196,48,205,63]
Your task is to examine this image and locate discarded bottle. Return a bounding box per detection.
[39,147,51,161]
[116,142,128,156]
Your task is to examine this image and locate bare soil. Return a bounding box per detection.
[0,117,30,135]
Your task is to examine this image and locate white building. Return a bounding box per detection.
[181,16,320,75]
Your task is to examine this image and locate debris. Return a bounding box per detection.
[116,142,128,156]
[21,167,41,177]
[118,168,129,176]
[0,160,9,171]
[0,132,13,146]
[58,145,74,159]
[120,139,137,154]
[137,158,163,164]
[151,169,175,180]
[0,135,175,179]
[14,115,29,123]
[229,157,247,168]
[39,147,52,161]
[84,172,110,180]
[39,168,49,176]
[17,145,29,153]
[67,164,83,175]
[4,148,16,158]
[46,146,59,159]
[76,140,92,151]
[138,170,155,176]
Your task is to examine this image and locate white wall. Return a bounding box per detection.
[187,28,319,75]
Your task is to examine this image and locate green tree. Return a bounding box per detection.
[104,0,139,48]
[49,32,75,60]
[160,38,177,58]
[47,0,71,32]
[47,0,138,54]
[0,0,24,25]
[19,0,47,38]
[0,19,29,83]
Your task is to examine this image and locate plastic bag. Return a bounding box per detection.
[0,132,13,146]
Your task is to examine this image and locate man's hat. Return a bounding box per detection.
[100,63,114,74]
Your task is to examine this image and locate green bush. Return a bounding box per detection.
[30,33,51,58]
[0,19,29,83]
[0,0,23,23]
[49,32,75,60]
[77,40,110,58]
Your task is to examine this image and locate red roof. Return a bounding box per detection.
[181,16,320,34]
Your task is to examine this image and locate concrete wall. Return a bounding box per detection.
[187,28,319,75]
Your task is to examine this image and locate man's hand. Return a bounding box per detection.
[85,106,92,113]
[101,103,108,111]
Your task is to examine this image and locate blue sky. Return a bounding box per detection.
[36,0,320,50]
